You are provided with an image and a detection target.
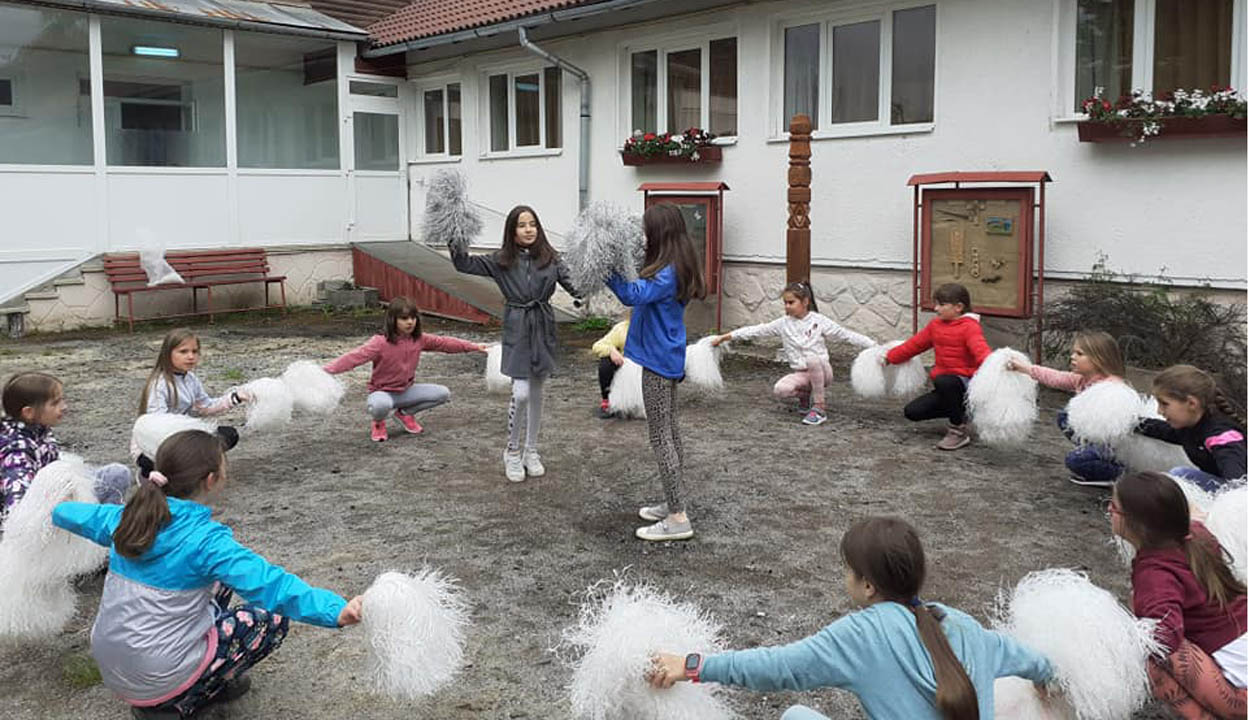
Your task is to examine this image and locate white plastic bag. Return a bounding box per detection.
[137,229,184,286]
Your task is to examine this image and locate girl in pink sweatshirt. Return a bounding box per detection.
[324,297,486,442]
[1009,331,1127,487]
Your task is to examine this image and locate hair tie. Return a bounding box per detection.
[148,471,169,488]
[906,596,923,608]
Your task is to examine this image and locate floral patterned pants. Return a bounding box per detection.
[1148,639,1247,720]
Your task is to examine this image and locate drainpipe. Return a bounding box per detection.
[518,27,590,212]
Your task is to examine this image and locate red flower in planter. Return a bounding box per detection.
[643,132,656,141]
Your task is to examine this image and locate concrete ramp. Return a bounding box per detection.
[352,241,579,324]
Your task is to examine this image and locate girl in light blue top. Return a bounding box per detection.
[648,517,1055,720]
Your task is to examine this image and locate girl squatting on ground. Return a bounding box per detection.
[711,281,875,426]
[606,203,707,542]
[885,283,990,451]
[52,430,364,720]
[1136,365,1247,492]
[1110,472,1247,719]
[647,517,1055,719]
[590,314,629,419]
[451,205,580,483]
[324,297,486,442]
[1009,331,1128,487]
[1,372,132,532]
[136,328,250,473]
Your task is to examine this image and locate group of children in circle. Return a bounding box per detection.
[0,199,1244,718]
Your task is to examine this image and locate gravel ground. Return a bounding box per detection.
[0,310,1162,719]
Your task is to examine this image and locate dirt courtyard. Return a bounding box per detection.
[0,311,1161,719]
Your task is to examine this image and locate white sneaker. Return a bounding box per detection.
[503,449,525,483]
[638,503,669,522]
[636,517,694,542]
[523,448,545,477]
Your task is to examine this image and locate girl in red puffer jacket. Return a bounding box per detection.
[884,283,990,450]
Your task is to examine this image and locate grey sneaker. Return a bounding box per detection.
[523,448,545,477]
[802,408,827,426]
[638,503,669,521]
[636,517,694,542]
[1068,474,1117,488]
[936,423,971,451]
[503,449,525,482]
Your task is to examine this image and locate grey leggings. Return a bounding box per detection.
[366,384,451,421]
[507,376,545,452]
[642,369,684,513]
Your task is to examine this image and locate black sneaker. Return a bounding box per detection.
[136,454,155,480]
[131,707,179,720]
[1067,474,1117,488]
[211,675,252,704]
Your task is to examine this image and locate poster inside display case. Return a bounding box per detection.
[920,188,1034,317]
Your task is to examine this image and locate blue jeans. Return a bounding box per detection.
[1169,466,1227,493]
[781,706,830,720]
[1056,411,1123,483]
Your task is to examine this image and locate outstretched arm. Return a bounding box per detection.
[449,244,498,278]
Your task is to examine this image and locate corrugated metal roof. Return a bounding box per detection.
[305,0,413,32]
[58,0,368,37]
[368,0,603,48]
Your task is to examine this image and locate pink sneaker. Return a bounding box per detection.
[370,420,388,442]
[396,411,423,434]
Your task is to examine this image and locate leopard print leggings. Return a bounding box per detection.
[641,369,685,514]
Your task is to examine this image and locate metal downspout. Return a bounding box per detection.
[518,27,590,212]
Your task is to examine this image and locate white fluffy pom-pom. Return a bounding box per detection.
[484,344,511,394]
[241,377,294,431]
[966,348,1038,446]
[1111,396,1192,472]
[888,348,929,397]
[994,569,1161,720]
[361,569,471,700]
[1065,382,1142,446]
[281,361,345,415]
[559,579,734,720]
[684,337,724,393]
[0,458,107,639]
[851,341,928,399]
[1205,483,1247,583]
[564,202,644,296]
[608,360,646,419]
[132,413,218,459]
[422,169,482,253]
[993,676,1074,719]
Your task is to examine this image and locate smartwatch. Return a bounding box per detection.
[684,652,703,683]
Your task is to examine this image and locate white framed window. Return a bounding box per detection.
[772,3,936,139]
[626,35,738,137]
[482,65,561,155]
[1058,0,1246,118]
[414,79,461,159]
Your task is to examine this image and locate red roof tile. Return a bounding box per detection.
[368,0,603,48]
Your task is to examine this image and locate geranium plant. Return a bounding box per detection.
[1081,85,1247,144]
[622,127,717,160]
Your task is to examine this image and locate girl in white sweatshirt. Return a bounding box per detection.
[712,281,875,426]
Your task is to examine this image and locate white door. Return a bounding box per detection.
[347,78,406,241]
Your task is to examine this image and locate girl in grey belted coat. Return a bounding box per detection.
[450,205,579,483]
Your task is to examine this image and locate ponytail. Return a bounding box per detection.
[1183,531,1246,609]
[783,281,818,314]
[911,602,979,720]
[112,429,223,558]
[1212,389,1246,432]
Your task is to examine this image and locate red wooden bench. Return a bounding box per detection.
[103,248,287,331]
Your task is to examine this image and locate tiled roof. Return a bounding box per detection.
[306,0,413,32]
[368,0,604,48]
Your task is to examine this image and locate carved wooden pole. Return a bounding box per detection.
[787,114,812,284]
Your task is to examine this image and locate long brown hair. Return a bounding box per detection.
[1073,331,1125,377]
[1116,472,1246,608]
[2,372,63,420]
[139,328,199,414]
[840,517,978,720]
[1152,365,1246,430]
[384,297,423,343]
[497,205,556,270]
[113,430,224,558]
[783,281,818,314]
[640,203,706,303]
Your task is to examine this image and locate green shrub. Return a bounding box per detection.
[573,316,613,333]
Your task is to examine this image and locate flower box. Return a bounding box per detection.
[1077,115,1247,143]
[620,146,722,166]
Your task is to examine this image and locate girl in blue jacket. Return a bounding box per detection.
[53,429,363,719]
[606,203,706,542]
[647,517,1055,719]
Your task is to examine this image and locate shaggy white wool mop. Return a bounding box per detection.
[608,360,646,419]
[1167,472,1216,518]
[240,377,294,431]
[560,579,734,720]
[684,337,724,392]
[484,344,511,394]
[564,202,645,297]
[993,676,1076,719]
[1112,396,1192,473]
[421,169,482,253]
[361,569,471,700]
[0,458,108,639]
[966,348,1038,446]
[850,341,927,399]
[1205,483,1247,583]
[993,569,1162,720]
[131,413,218,459]
[1065,381,1143,446]
[281,360,345,415]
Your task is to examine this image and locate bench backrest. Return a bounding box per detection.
[104,249,272,287]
